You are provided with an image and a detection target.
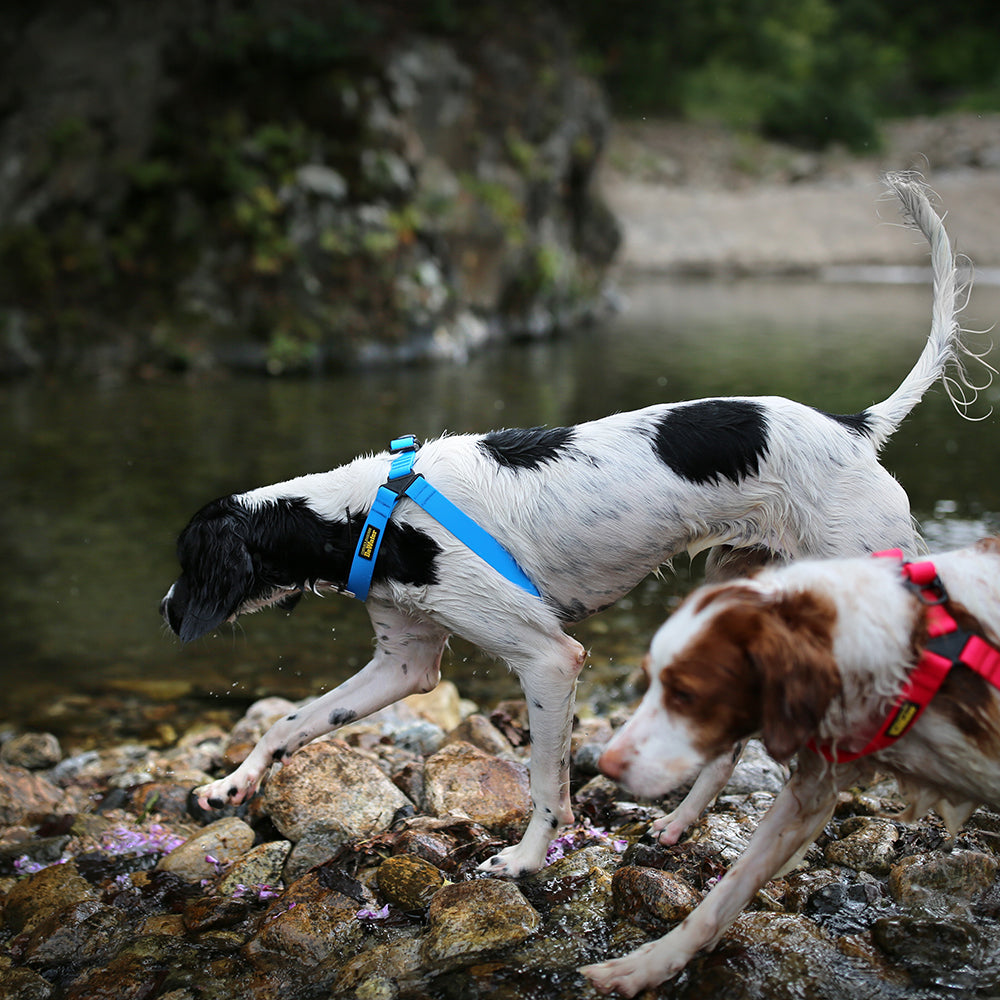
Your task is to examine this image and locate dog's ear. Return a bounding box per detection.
[174,505,254,642]
[748,592,841,762]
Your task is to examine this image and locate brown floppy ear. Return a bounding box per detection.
[748,592,841,762]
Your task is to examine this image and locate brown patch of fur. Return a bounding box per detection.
[691,582,762,616]
[660,590,842,763]
[974,535,1000,557]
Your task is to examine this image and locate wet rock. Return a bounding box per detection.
[887,849,999,911]
[1,732,62,770]
[217,839,291,897]
[514,848,617,969]
[0,764,64,825]
[724,739,787,795]
[155,817,255,882]
[443,714,514,757]
[696,911,889,1000]
[421,879,540,970]
[376,854,447,910]
[220,697,298,767]
[60,935,215,1000]
[283,820,354,882]
[0,967,54,1000]
[825,818,899,875]
[611,865,702,932]
[801,876,891,935]
[182,893,252,935]
[684,808,759,864]
[331,936,424,997]
[872,914,990,988]
[403,682,466,732]
[243,867,371,971]
[391,827,455,868]
[20,899,129,969]
[263,740,412,842]
[3,860,95,935]
[0,833,70,876]
[423,741,530,833]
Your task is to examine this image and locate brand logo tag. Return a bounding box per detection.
[359,525,380,560]
[886,700,920,738]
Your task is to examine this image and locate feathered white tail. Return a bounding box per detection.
[862,171,993,450]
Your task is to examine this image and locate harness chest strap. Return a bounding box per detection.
[811,549,1000,763]
[345,435,541,602]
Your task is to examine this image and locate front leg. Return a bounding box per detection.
[582,753,839,995]
[651,743,743,845]
[195,604,447,809]
[478,633,586,877]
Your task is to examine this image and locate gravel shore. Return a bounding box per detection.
[601,114,1000,276]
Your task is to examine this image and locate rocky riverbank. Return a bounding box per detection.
[601,113,1000,276]
[3,683,1000,999]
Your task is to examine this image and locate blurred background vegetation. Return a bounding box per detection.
[557,0,1000,150]
[3,0,999,376]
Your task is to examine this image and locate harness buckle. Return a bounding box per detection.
[390,434,420,453]
[904,574,949,606]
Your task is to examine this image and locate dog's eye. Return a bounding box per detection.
[666,682,696,709]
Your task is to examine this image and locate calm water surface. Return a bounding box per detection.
[3,276,999,737]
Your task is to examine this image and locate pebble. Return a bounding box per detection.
[1,732,62,770]
[0,764,64,826]
[216,839,291,897]
[887,849,999,910]
[263,739,412,841]
[422,740,530,832]
[421,879,541,969]
[824,817,899,875]
[611,864,702,930]
[155,817,255,882]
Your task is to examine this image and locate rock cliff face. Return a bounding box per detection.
[0,2,619,375]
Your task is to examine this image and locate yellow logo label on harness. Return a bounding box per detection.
[359,525,380,560]
[886,700,920,739]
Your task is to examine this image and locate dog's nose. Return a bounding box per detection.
[598,743,627,781]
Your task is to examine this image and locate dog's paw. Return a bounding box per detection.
[580,952,662,997]
[651,812,688,846]
[193,773,259,812]
[477,842,546,878]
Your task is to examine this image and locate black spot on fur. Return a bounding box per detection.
[822,410,872,436]
[479,426,576,471]
[272,747,286,762]
[329,709,358,727]
[651,400,769,485]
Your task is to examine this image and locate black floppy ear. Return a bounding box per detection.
[749,594,841,762]
[173,507,254,642]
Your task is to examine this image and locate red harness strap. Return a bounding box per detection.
[811,549,1000,763]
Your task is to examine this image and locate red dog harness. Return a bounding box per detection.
[811,549,1000,763]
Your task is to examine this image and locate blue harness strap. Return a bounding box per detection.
[346,435,541,602]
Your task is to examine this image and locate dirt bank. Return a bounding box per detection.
[600,114,1000,275]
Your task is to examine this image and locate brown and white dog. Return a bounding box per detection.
[582,537,1000,996]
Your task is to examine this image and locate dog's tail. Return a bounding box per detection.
[861,171,993,450]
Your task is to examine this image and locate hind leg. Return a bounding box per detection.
[477,632,587,876]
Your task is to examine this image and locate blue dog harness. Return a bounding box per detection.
[345,435,541,602]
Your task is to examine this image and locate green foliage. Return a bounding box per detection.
[558,0,1000,149]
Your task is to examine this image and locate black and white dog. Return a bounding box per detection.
[162,174,984,876]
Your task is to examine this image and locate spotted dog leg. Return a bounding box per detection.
[194,603,447,810]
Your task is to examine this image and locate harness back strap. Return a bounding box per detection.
[811,549,1000,763]
[345,435,541,602]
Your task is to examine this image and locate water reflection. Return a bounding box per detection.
[2,276,998,730]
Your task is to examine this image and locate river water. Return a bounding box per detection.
[3,275,999,736]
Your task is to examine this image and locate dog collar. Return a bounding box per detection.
[344,435,541,602]
[810,549,1000,763]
